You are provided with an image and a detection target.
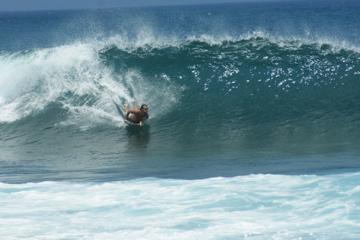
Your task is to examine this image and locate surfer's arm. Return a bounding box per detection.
[139,114,149,126]
[127,109,140,114]
[124,103,128,113]
[125,102,139,114]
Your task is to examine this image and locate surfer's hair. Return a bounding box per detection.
[140,104,148,110]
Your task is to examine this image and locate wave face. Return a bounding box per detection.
[1,38,360,148]
[1,172,359,239]
[0,1,360,183]
[102,37,360,125]
[1,36,360,183]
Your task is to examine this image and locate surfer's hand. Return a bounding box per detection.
[139,121,144,127]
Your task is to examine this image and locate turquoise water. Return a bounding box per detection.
[0,1,360,239]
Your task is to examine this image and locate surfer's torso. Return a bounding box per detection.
[126,110,148,124]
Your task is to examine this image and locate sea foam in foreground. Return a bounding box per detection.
[1,173,360,239]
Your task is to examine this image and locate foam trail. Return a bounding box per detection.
[0,173,359,240]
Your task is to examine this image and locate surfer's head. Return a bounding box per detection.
[140,104,149,112]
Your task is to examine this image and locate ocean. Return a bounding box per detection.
[0,1,359,239]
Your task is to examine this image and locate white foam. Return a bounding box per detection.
[0,41,180,127]
[0,173,359,239]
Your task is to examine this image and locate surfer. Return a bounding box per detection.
[125,103,149,126]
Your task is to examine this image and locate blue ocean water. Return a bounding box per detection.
[0,1,360,239]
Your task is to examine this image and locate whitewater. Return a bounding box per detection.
[1,173,360,239]
[0,1,360,239]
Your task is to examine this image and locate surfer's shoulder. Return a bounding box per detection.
[128,109,141,114]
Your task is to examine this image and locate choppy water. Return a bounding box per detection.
[0,1,360,239]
